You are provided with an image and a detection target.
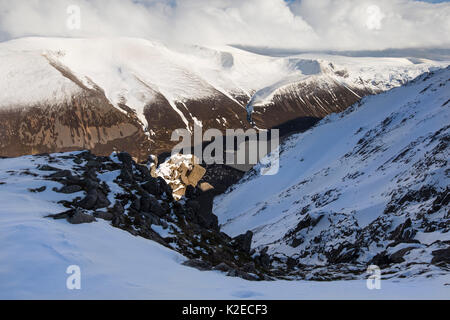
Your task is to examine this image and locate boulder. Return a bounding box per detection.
[140,194,165,217]
[77,189,98,210]
[180,163,190,186]
[28,186,46,193]
[68,208,96,224]
[111,202,125,216]
[233,231,253,254]
[187,165,206,186]
[184,185,198,199]
[182,259,212,271]
[431,247,450,265]
[48,170,72,179]
[227,269,258,281]
[117,152,133,169]
[82,178,99,191]
[389,247,416,264]
[94,211,114,221]
[142,177,160,196]
[119,168,133,183]
[199,182,214,192]
[213,262,233,273]
[56,185,82,194]
[95,191,111,209]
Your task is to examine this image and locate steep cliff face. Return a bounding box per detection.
[250,77,371,129]
[0,37,445,159]
[0,90,151,161]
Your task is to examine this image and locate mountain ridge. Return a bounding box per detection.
[1,37,446,158]
[214,66,450,279]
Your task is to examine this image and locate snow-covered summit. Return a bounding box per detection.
[1,37,447,128]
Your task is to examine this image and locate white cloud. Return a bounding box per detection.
[0,0,448,50]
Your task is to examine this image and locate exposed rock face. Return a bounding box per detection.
[233,231,254,254]
[250,79,370,130]
[0,90,151,161]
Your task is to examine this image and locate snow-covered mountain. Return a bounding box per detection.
[1,68,449,299]
[0,37,446,158]
[214,67,450,280]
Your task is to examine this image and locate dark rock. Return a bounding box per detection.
[431,247,450,265]
[326,243,359,264]
[117,152,133,169]
[142,177,160,196]
[259,253,271,269]
[429,188,450,214]
[227,269,258,281]
[291,237,304,248]
[94,211,114,221]
[77,189,98,210]
[389,218,416,242]
[140,195,151,212]
[119,168,133,183]
[141,194,165,217]
[45,210,72,220]
[187,200,201,213]
[186,198,219,231]
[182,259,212,271]
[142,212,160,226]
[28,186,46,193]
[86,160,102,168]
[111,202,125,215]
[95,191,111,209]
[289,213,324,236]
[286,257,297,269]
[150,199,166,217]
[65,174,82,185]
[38,165,59,171]
[48,170,72,179]
[370,251,392,268]
[185,185,198,199]
[233,231,253,254]
[213,262,233,272]
[389,247,416,264]
[135,164,151,180]
[131,198,141,211]
[55,185,82,194]
[68,208,96,224]
[242,262,257,273]
[157,177,173,197]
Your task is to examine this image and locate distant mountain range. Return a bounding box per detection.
[1,37,446,159]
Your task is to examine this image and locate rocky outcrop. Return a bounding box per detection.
[36,151,273,281]
[156,154,208,200]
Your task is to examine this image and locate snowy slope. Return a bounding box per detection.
[0,154,449,299]
[214,67,450,277]
[0,37,447,128]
